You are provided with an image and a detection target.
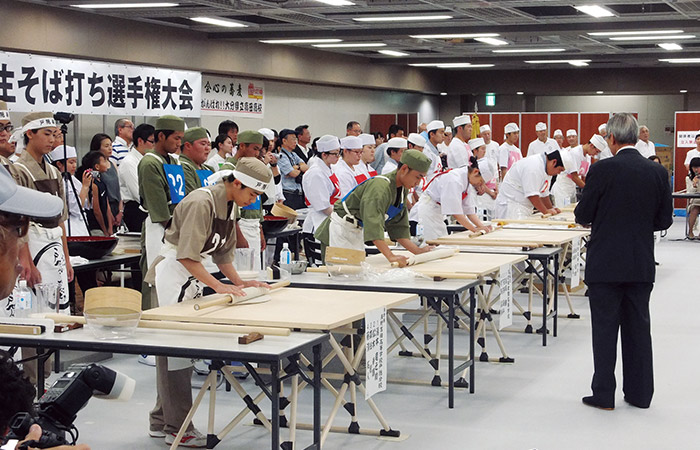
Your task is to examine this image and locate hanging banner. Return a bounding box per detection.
[201,74,264,118]
[364,306,387,399]
[677,131,698,148]
[0,51,201,117]
[498,264,513,330]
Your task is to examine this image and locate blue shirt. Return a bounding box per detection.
[278,148,304,192]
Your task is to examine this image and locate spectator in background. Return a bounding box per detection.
[372,124,404,172]
[119,123,154,232]
[111,118,134,167]
[277,128,308,209]
[90,133,123,229]
[374,131,384,147]
[218,120,239,149]
[0,100,15,169]
[684,132,700,170]
[50,145,89,237]
[81,151,113,236]
[686,157,700,239]
[294,125,312,163]
[346,121,362,136]
[636,126,656,159]
[206,134,233,171]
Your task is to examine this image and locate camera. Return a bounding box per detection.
[53,112,75,125]
[3,363,134,449]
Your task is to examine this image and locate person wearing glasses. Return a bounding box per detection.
[333,135,363,198]
[301,135,342,236]
[111,118,134,167]
[0,101,14,170]
[119,123,155,232]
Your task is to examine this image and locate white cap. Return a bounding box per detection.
[553,129,563,137]
[407,133,426,147]
[566,129,577,137]
[590,134,607,152]
[387,137,408,148]
[479,124,491,133]
[504,122,519,134]
[49,145,77,161]
[359,133,375,147]
[444,126,452,134]
[560,151,576,172]
[535,122,547,132]
[258,128,274,141]
[316,135,341,153]
[468,138,485,149]
[427,120,445,132]
[453,115,471,127]
[340,136,363,150]
[598,123,607,133]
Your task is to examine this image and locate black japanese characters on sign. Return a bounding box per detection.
[0,51,201,117]
[201,74,265,118]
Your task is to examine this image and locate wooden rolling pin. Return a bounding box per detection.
[43,314,291,336]
[467,225,502,238]
[193,280,290,310]
[389,247,458,268]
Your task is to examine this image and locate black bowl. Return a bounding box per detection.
[67,236,119,260]
[262,216,288,234]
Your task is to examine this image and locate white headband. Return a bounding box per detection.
[23,117,57,133]
[0,111,9,120]
[204,169,270,192]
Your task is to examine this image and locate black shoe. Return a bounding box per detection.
[582,396,614,410]
[624,397,650,409]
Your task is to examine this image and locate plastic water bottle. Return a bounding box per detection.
[280,243,292,273]
[14,280,32,318]
[415,223,425,246]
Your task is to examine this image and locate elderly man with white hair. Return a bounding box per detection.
[635,125,656,158]
[527,122,558,156]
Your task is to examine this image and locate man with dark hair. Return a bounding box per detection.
[119,123,154,232]
[372,124,404,171]
[277,129,308,209]
[576,112,673,411]
[294,124,311,163]
[111,118,134,167]
[0,100,14,169]
[218,120,239,148]
[346,121,362,136]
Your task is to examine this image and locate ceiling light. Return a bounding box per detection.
[588,30,683,37]
[659,58,700,63]
[610,35,694,41]
[440,92,448,96]
[410,33,500,39]
[378,50,410,57]
[493,48,566,53]
[72,2,178,8]
[516,91,524,95]
[408,62,495,68]
[260,38,342,44]
[680,89,688,93]
[474,37,508,46]
[315,0,355,5]
[313,42,386,48]
[354,15,452,22]
[191,17,247,28]
[658,43,683,51]
[596,91,604,94]
[525,59,591,66]
[574,5,616,18]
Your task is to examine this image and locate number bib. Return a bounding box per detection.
[197,169,215,187]
[164,164,186,204]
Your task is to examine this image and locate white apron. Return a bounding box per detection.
[144,216,166,270]
[551,175,576,208]
[328,212,365,252]
[238,218,262,271]
[28,224,69,313]
[504,201,535,219]
[415,195,448,241]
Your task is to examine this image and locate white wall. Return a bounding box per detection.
[536,95,682,146]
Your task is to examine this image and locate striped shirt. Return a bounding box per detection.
[111,136,131,167]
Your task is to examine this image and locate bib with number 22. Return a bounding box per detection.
[164,164,186,204]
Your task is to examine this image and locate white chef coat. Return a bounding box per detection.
[423,167,478,216]
[551,146,586,207]
[446,138,472,169]
[477,156,497,188]
[527,137,558,157]
[685,149,700,166]
[118,147,144,203]
[423,140,443,180]
[484,141,500,171]
[331,158,358,198]
[635,140,656,158]
[497,153,552,209]
[381,158,398,175]
[498,142,522,169]
[354,160,377,184]
[63,175,89,237]
[302,161,340,233]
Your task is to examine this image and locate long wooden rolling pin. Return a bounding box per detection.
[43,314,291,336]
[389,247,458,268]
[193,280,290,310]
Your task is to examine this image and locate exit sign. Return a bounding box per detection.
[485,93,496,106]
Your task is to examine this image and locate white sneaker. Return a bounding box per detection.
[164,429,207,448]
[138,355,156,366]
[149,429,166,438]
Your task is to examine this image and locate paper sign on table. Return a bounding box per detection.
[364,307,387,399]
[498,264,513,330]
[571,237,581,288]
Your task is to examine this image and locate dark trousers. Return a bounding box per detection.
[588,282,654,407]
[282,190,306,211]
[123,201,147,232]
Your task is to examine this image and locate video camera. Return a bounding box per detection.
[3,363,134,449]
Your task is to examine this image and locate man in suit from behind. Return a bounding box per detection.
[575,112,672,410]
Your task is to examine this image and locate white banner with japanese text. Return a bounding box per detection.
[0,51,201,117]
[677,130,698,148]
[498,264,513,330]
[201,74,264,118]
[364,306,387,399]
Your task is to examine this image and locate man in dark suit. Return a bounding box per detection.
[575,113,673,410]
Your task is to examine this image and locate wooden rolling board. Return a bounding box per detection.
[494,211,579,227]
[142,287,417,331]
[429,228,590,247]
[364,251,527,278]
